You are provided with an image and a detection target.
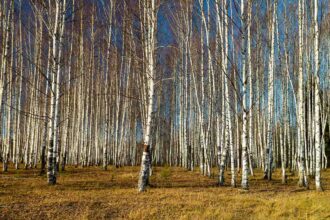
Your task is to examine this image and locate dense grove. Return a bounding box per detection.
[0,0,329,192]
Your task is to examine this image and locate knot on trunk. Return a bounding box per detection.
[143,144,150,153]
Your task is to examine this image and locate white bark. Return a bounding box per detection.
[104,0,114,170]
[1,1,13,171]
[264,0,276,181]
[47,0,66,184]
[297,0,308,188]
[241,0,249,190]
[247,0,254,176]
[314,0,322,191]
[138,0,157,192]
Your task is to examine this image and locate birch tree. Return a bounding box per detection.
[138,0,157,192]
[47,0,66,185]
[241,0,249,190]
[264,0,277,181]
[314,0,323,191]
[297,0,308,188]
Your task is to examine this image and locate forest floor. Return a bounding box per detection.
[0,164,329,220]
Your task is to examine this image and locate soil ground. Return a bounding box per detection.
[0,164,329,220]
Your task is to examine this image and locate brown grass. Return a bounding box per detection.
[0,164,329,220]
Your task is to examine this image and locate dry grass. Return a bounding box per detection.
[0,164,329,220]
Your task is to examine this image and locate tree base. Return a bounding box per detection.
[316,186,323,192]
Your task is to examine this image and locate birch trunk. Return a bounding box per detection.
[138,0,157,192]
[264,0,277,181]
[314,0,322,191]
[241,0,249,190]
[104,0,114,170]
[1,1,13,171]
[47,0,66,184]
[297,0,308,188]
[247,0,254,176]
